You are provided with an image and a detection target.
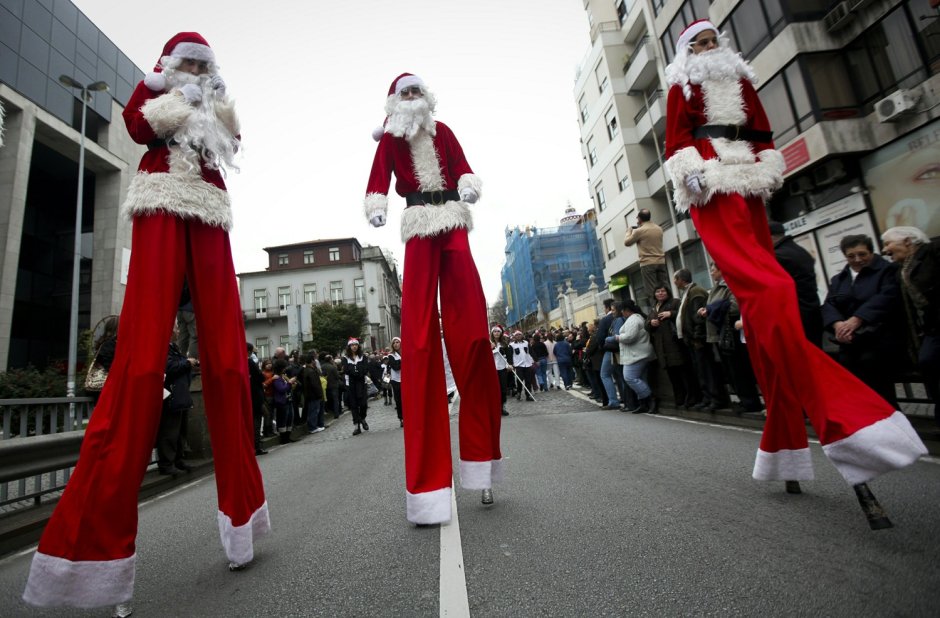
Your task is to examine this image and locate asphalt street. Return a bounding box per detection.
[1,387,939,616]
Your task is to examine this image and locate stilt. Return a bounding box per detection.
[784,480,802,494]
[853,482,893,530]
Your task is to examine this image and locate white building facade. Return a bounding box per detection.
[237,238,402,359]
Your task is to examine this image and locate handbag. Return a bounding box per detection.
[84,362,108,392]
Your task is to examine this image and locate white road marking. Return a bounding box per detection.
[439,480,470,617]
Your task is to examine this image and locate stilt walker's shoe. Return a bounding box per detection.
[785,481,802,494]
[481,488,494,505]
[112,603,133,617]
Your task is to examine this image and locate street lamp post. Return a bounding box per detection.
[629,88,686,270]
[59,75,109,399]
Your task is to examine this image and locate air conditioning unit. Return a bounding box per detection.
[824,1,855,32]
[788,176,814,196]
[875,89,919,123]
[813,160,846,186]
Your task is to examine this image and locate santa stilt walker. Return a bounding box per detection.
[364,73,503,523]
[663,20,926,526]
[23,33,269,610]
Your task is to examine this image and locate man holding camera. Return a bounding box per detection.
[624,208,669,299]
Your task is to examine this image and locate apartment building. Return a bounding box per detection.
[237,238,402,358]
[576,0,939,303]
[0,0,145,369]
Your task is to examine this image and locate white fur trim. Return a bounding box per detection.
[752,448,814,481]
[394,75,425,95]
[217,500,271,567]
[140,91,192,136]
[123,172,233,231]
[409,131,444,191]
[400,201,473,243]
[668,146,784,213]
[144,72,166,91]
[23,551,135,608]
[459,458,503,489]
[702,79,746,125]
[457,173,483,201]
[214,97,240,137]
[372,125,385,141]
[822,411,927,485]
[171,41,215,64]
[364,192,388,220]
[406,486,452,524]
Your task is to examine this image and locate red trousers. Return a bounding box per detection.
[24,215,269,608]
[690,194,925,484]
[401,229,502,524]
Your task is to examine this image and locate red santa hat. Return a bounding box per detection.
[675,19,718,56]
[144,32,216,92]
[392,336,402,344]
[490,325,505,334]
[347,337,360,347]
[371,72,427,141]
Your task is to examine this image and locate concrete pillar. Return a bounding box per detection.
[565,279,577,325]
[0,104,36,370]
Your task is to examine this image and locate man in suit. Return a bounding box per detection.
[674,269,711,408]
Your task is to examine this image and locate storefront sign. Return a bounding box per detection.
[782,138,810,174]
[782,193,867,236]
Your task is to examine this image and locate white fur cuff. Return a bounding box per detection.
[822,411,927,485]
[457,173,483,201]
[406,487,452,524]
[459,458,503,489]
[23,552,135,608]
[123,172,233,231]
[218,501,271,567]
[364,192,388,220]
[140,91,193,136]
[752,448,814,481]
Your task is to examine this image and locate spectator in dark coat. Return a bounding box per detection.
[157,337,196,475]
[674,269,710,408]
[770,221,823,347]
[302,352,325,433]
[647,285,699,407]
[247,343,267,455]
[322,356,342,419]
[822,234,902,408]
[553,333,574,389]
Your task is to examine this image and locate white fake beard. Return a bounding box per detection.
[164,71,239,173]
[386,98,434,140]
[684,46,755,85]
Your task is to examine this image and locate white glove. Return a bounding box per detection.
[459,188,479,204]
[685,171,705,194]
[179,83,202,104]
[370,213,386,227]
[209,75,226,97]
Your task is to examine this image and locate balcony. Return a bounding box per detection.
[243,307,286,322]
[622,37,657,93]
[633,90,665,143]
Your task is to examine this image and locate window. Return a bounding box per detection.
[845,6,927,103]
[255,337,270,360]
[354,278,366,305]
[253,289,267,316]
[587,136,597,167]
[759,62,817,146]
[595,63,608,95]
[278,286,291,310]
[615,156,630,192]
[603,229,617,260]
[595,183,607,212]
[722,0,785,61]
[303,250,314,264]
[598,75,609,94]
[280,335,291,349]
[907,0,940,73]
[605,107,619,140]
[329,247,340,261]
[616,0,629,25]
[330,281,343,305]
[303,283,317,304]
[277,254,288,266]
[579,95,588,123]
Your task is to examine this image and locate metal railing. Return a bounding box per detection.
[0,397,93,511]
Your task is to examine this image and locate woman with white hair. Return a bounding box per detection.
[882,226,939,424]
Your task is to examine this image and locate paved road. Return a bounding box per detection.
[1,388,939,616]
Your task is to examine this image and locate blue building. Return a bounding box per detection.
[501,206,605,327]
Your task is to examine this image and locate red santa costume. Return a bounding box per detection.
[364,73,502,524]
[23,33,269,609]
[663,21,926,488]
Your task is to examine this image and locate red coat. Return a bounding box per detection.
[364,122,482,242]
[120,82,240,230]
[664,77,784,213]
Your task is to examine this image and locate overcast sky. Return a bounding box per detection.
[73,0,594,303]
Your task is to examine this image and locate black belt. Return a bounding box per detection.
[405,190,461,206]
[693,125,773,142]
[147,138,179,150]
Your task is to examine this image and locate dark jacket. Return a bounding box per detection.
[900,239,940,339]
[530,341,548,361]
[322,361,340,389]
[678,284,708,342]
[163,343,193,412]
[367,358,384,386]
[646,298,685,367]
[774,236,823,344]
[247,357,264,409]
[95,336,117,372]
[302,364,324,401]
[553,340,573,363]
[822,256,900,336]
